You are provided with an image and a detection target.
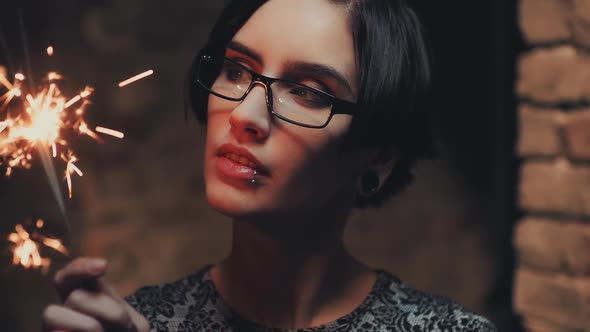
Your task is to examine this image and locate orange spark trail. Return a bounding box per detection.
[118,69,154,87]
[95,126,124,138]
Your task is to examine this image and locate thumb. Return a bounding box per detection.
[54,257,108,301]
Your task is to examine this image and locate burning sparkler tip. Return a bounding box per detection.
[2,45,127,224]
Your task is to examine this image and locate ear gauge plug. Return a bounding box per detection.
[360,171,379,195]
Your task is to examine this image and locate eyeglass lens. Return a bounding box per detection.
[199,57,333,127]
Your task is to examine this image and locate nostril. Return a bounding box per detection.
[245,127,258,135]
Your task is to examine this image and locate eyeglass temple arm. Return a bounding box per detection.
[332,99,359,116]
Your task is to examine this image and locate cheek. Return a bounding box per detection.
[203,113,230,174]
[205,97,233,141]
[271,126,354,192]
[276,117,348,169]
[273,115,354,179]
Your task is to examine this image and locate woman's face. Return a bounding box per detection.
[204,0,370,218]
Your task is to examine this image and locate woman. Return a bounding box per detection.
[42,0,497,331]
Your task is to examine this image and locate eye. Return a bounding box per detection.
[220,58,254,84]
[289,86,331,109]
[224,67,244,82]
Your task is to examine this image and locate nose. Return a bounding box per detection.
[228,82,271,142]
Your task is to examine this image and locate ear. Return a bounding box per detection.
[365,148,398,192]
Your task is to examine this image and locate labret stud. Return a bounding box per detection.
[252,169,257,184]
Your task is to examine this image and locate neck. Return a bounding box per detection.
[210,207,376,330]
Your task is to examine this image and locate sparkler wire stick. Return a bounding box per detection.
[38,146,71,232]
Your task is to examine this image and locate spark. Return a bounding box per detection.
[118,69,154,87]
[64,86,92,109]
[47,72,62,81]
[46,46,54,57]
[78,121,102,142]
[64,95,80,109]
[62,151,83,199]
[96,126,124,139]
[7,220,68,273]
[0,69,123,197]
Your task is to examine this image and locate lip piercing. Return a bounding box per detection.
[252,170,257,184]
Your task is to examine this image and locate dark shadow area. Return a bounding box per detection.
[412,0,524,330]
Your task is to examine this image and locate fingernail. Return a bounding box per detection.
[87,259,106,273]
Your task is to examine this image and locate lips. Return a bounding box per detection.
[215,143,269,178]
[223,151,257,169]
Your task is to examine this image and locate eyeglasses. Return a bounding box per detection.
[196,54,358,128]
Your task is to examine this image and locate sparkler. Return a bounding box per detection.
[1,42,152,269]
[0,68,124,199]
[0,47,152,198]
[1,10,155,272]
[7,219,68,273]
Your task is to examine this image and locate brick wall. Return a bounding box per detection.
[514,1,590,331]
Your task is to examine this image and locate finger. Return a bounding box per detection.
[64,289,131,326]
[54,257,107,300]
[42,304,104,332]
[62,278,149,332]
[123,302,151,332]
[96,277,123,301]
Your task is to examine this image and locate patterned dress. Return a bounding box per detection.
[126,265,497,332]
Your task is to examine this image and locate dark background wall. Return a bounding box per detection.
[0,1,521,331]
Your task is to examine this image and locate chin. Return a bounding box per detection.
[205,177,263,217]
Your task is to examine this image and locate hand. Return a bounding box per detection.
[42,257,150,332]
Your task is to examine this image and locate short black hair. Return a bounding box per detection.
[187,0,435,208]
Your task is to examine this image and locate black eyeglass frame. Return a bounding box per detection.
[196,53,359,129]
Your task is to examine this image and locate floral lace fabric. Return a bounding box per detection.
[125,265,497,332]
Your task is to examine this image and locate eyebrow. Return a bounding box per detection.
[227,40,354,95]
[284,61,354,95]
[227,40,264,65]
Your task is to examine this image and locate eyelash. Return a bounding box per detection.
[297,78,332,94]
